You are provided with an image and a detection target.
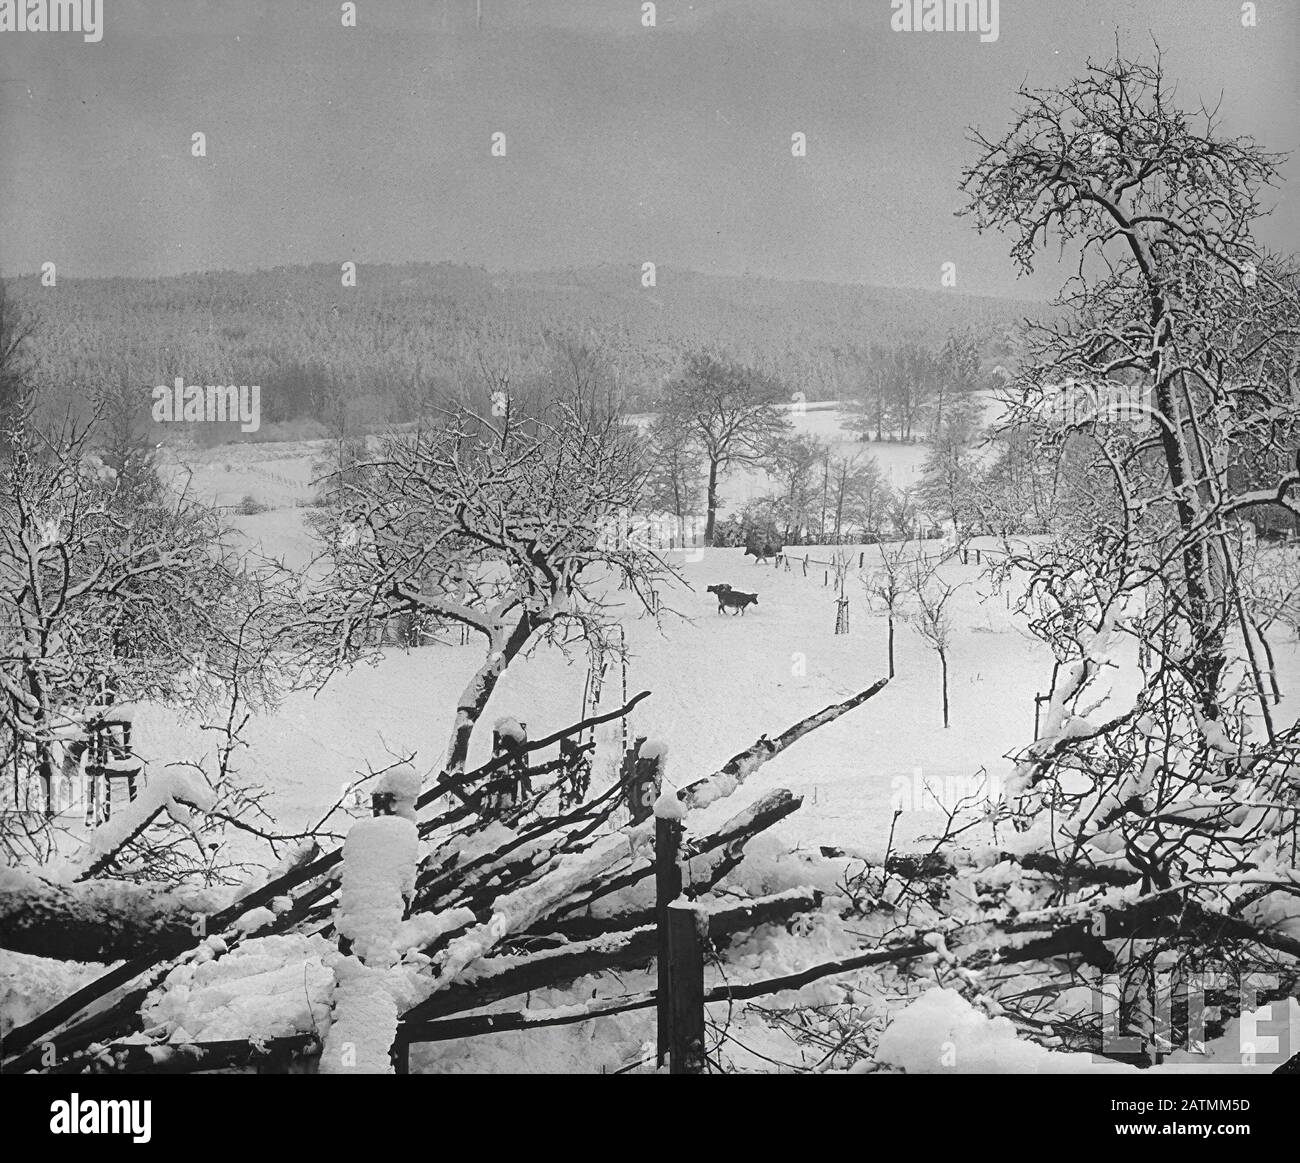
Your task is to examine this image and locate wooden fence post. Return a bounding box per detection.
[622,735,649,822]
[484,720,528,817]
[667,903,707,1074]
[1033,694,1051,740]
[655,815,683,1068]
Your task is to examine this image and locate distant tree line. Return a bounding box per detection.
[5,263,1034,439]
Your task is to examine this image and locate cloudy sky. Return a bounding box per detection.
[1,0,1295,297]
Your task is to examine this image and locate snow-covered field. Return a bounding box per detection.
[126,538,1046,861]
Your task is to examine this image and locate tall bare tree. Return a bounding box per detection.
[961,50,1300,1005]
[659,353,791,544]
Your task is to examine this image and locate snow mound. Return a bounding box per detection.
[877,987,1133,1074]
[141,934,333,1043]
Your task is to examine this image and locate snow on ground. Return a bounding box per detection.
[118,538,1057,868]
[118,527,1300,871]
[0,949,117,1039]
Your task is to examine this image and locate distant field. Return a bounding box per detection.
[169,404,937,571]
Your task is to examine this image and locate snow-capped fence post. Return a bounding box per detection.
[667,902,707,1074]
[654,791,685,1068]
[624,736,666,826]
[323,766,420,1075]
[482,719,529,818]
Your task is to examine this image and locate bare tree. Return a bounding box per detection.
[660,353,791,545]
[313,388,676,794]
[828,451,885,543]
[0,392,300,844]
[863,540,912,678]
[769,434,824,544]
[909,560,958,728]
[645,411,704,533]
[960,48,1300,1020]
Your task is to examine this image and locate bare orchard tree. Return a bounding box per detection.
[909,559,959,728]
[862,539,911,679]
[960,48,1300,1019]
[312,388,676,794]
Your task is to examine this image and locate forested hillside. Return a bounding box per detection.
[9,263,1039,433]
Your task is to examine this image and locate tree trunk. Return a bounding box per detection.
[0,873,223,962]
[887,613,895,679]
[1252,620,1282,705]
[442,612,536,786]
[940,648,949,728]
[820,461,829,543]
[704,458,720,545]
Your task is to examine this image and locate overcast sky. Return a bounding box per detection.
[1,0,1295,297]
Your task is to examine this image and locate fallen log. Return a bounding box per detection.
[45,1034,323,1076]
[0,870,225,962]
[680,679,889,810]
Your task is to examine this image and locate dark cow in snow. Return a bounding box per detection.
[706,583,759,615]
[743,537,783,565]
